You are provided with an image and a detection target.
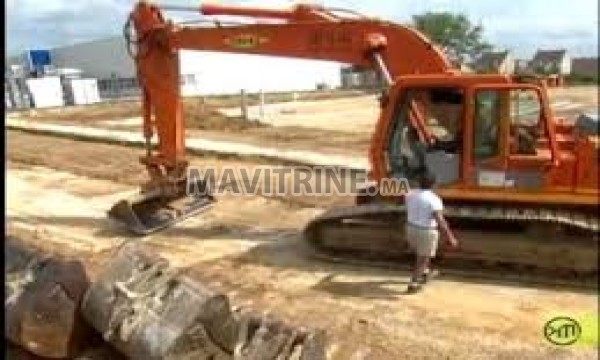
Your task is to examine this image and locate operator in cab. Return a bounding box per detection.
[404,172,459,293]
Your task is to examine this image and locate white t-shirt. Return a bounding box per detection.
[405,189,444,229]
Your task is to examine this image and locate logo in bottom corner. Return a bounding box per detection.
[544,316,582,345]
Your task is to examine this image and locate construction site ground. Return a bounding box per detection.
[8,90,372,157]
[7,86,598,157]
[6,86,599,359]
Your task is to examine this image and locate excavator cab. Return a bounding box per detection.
[384,78,559,192]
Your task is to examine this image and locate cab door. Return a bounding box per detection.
[467,85,556,190]
[504,88,554,189]
[468,88,509,188]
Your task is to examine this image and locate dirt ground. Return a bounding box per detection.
[6,130,598,359]
[548,86,598,105]
[8,86,597,158]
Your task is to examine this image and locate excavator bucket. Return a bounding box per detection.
[108,180,215,235]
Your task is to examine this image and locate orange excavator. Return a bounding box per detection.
[111,1,598,282]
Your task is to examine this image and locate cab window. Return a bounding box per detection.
[473,90,500,161]
[473,88,543,161]
[509,89,541,155]
[388,87,464,184]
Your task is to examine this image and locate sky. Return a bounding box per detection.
[6,0,598,93]
[7,0,598,58]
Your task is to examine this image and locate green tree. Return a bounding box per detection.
[412,12,492,65]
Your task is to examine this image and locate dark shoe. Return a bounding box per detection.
[419,269,440,284]
[406,282,423,294]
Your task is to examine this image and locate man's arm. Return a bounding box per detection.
[433,211,458,249]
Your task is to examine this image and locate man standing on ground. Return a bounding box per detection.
[405,172,458,293]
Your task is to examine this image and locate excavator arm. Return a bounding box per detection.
[110,1,452,234]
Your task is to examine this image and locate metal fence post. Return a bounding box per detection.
[240,89,248,120]
[259,89,265,121]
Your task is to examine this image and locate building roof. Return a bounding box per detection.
[531,49,568,64]
[472,51,511,71]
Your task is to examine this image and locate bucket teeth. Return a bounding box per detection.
[108,190,215,235]
[108,199,148,235]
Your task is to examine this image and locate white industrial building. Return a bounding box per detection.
[7,36,342,101]
[6,37,202,100]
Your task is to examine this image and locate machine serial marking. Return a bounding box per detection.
[308,29,353,50]
[224,34,269,49]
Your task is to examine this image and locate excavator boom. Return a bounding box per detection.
[110,1,452,233]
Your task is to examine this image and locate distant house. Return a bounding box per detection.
[472,51,515,74]
[571,57,598,79]
[529,50,571,75]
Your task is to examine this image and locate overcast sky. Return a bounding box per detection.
[6,0,598,57]
[6,0,598,93]
[7,0,598,58]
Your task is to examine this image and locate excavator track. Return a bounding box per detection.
[303,203,599,289]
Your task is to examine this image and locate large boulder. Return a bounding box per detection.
[5,238,92,358]
[81,242,326,360]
